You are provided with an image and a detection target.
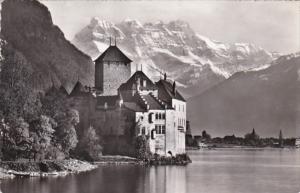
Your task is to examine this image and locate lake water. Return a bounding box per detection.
[1,148,300,193]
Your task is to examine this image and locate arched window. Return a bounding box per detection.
[151,129,155,139]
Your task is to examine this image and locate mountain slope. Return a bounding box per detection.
[1,0,94,92]
[187,53,300,137]
[73,18,277,97]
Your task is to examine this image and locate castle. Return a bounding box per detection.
[69,43,186,156]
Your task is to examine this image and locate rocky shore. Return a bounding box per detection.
[144,154,192,166]
[0,154,192,180]
[0,159,97,179]
[94,155,141,165]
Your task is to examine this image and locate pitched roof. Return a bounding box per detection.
[123,102,147,112]
[142,94,165,110]
[120,92,165,111]
[59,86,69,96]
[156,79,186,103]
[94,45,132,63]
[119,71,157,91]
[96,95,120,107]
[69,81,89,97]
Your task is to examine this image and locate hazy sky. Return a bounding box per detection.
[42,1,299,54]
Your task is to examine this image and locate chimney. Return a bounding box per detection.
[109,37,111,46]
[164,73,167,80]
[115,36,117,46]
[132,83,137,96]
[172,81,176,94]
[136,78,141,91]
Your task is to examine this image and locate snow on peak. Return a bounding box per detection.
[196,34,228,51]
[90,17,114,29]
[73,18,277,94]
[123,18,143,28]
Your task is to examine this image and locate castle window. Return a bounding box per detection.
[155,113,158,120]
[162,113,165,119]
[143,80,147,87]
[149,113,153,123]
[159,125,162,134]
[151,129,155,139]
[162,126,166,134]
[158,113,162,120]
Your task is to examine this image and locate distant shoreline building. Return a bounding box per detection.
[68,43,186,156]
[296,138,300,148]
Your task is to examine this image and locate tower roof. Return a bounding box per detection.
[94,45,132,63]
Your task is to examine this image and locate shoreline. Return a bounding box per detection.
[186,145,298,150]
[0,159,98,180]
[0,154,192,180]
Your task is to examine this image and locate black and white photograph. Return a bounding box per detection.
[0,0,299,193]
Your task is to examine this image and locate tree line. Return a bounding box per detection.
[0,41,102,161]
[186,129,297,147]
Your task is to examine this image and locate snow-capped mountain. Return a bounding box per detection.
[72,17,278,97]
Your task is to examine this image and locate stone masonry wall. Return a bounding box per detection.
[103,62,131,96]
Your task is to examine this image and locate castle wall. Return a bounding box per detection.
[165,109,176,155]
[172,99,186,154]
[69,95,96,140]
[102,61,131,95]
[91,107,137,156]
[95,61,104,92]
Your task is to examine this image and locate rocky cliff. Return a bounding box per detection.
[1,0,94,92]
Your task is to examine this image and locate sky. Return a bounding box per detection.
[42,1,299,54]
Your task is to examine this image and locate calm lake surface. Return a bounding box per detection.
[1,148,300,193]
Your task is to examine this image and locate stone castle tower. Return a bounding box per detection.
[94,41,132,96]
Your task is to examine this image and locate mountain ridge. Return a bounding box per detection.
[1,0,94,93]
[187,53,300,137]
[73,17,278,98]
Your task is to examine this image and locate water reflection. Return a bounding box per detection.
[0,165,187,193]
[1,149,300,193]
[146,166,186,193]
